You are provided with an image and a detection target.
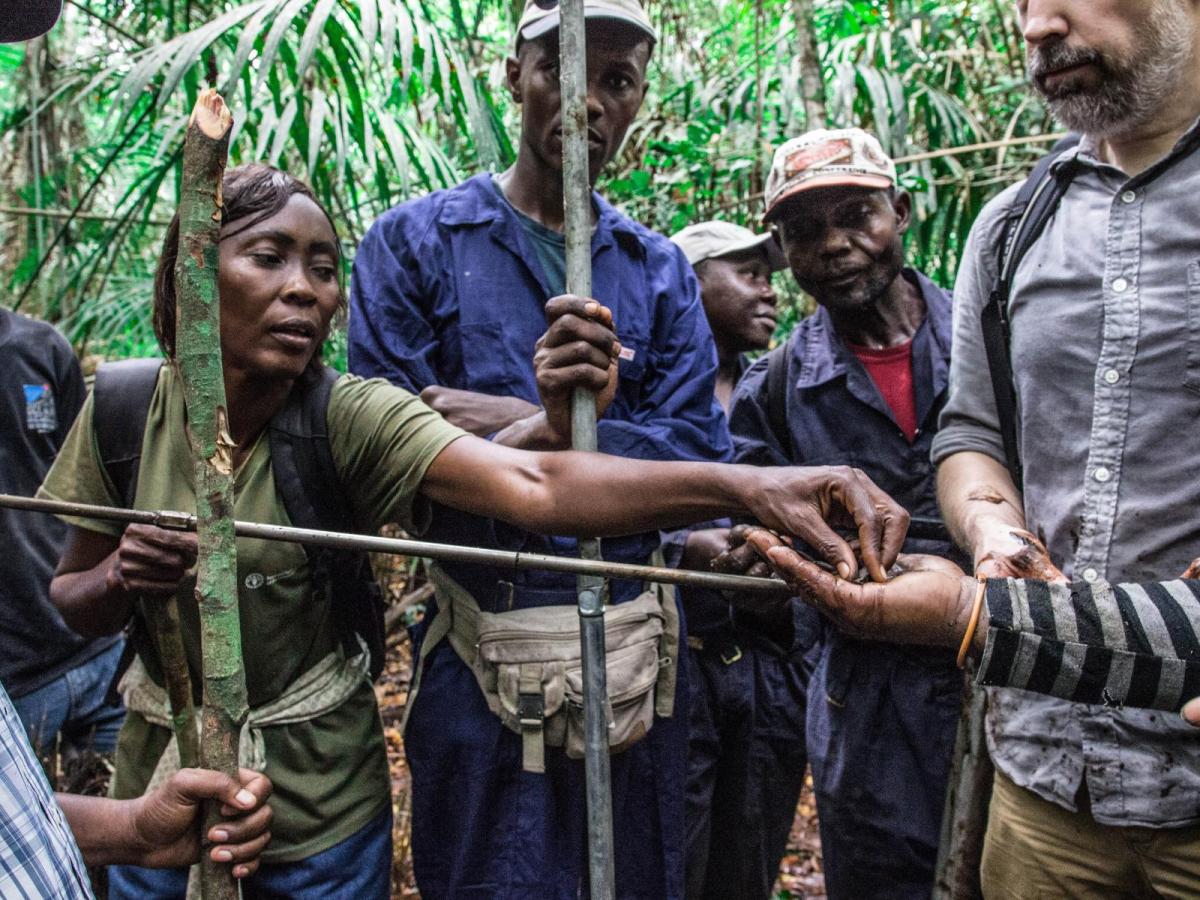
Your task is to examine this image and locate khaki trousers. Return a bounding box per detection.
[982,769,1200,899]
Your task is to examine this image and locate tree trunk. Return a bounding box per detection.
[174,88,246,900]
[790,0,826,128]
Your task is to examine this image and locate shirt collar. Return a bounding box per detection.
[438,173,644,253]
[1055,112,1200,180]
[734,353,751,380]
[792,268,950,390]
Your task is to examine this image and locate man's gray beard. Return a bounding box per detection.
[1028,3,1194,138]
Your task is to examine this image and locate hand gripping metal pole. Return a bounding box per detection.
[558,0,616,895]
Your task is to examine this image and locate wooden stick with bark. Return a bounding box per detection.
[152,598,200,769]
[175,88,248,900]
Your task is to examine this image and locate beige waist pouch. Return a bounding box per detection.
[407,558,679,773]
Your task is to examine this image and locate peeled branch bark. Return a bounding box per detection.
[790,0,826,127]
[175,88,247,900]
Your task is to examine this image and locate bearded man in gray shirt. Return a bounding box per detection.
[932,0,1200,895]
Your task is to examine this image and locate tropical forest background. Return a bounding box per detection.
[1,0,1060,365]
[3,2,1060,895]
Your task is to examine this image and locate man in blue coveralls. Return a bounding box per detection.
[725,129,965,899]
[666,221,817,900]
[347,1,730,897]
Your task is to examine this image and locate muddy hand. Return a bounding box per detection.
[745,528,976,648]
[710,523,783,579]
[677,527,733,573]
[535,295,620,442]
[745,465,909,583]
[1181,558,1200,580]
[975,526,1066,582]
[711,525,793,623]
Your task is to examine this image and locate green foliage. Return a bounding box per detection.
[1,0,1057,356]
[608,0,1055,291]
[0,44,23,74]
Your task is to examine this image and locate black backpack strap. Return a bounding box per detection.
[983,135,1081,490]
[268,368,387,680]
[93,358,163,704]
[268,368,351,532]
[94,359,163,506]
[765,330,795,459]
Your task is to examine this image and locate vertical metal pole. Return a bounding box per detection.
[558,1,616,896]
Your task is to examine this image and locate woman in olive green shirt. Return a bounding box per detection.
[41,163,907,899]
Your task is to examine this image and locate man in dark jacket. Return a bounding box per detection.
[727,128,963,899]
[667,221,815,900]
[0,307,125,758]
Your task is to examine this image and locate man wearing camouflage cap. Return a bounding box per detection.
[723,128,966,898]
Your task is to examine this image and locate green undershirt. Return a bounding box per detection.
[491,174,568,297]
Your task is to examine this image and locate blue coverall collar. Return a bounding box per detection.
[790,269,952,430]
[437,174,645,298]
[439,174,643,247]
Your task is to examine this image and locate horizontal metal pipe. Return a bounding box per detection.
[0,494,793,595]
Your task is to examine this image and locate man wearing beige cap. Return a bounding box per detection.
[722,128,964,898]
[348,2,733,897]
[666,222,817,900]
[671,222,785,407]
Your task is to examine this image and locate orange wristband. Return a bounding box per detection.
[957,577,987,669]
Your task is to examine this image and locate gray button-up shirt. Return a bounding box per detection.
[932,119,1200,827]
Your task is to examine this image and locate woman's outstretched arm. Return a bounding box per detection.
[418,435,910,583]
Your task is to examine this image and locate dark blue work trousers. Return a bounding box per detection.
[808,633,962,900]
[683,635,811,900]
[406,629,689,900]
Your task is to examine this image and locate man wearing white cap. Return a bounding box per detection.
[666,222,818,900]
[349,2,732,897]
[670,222,785,408]
[722,128,965,898]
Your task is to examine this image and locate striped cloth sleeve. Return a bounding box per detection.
[977,577,1200,712]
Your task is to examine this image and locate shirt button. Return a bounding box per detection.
[1112,277,1129,293]
[1094,466,1111,483]
[1103,368,1120,385]
[1121,190,1137,204]
[1083,567,1099,583]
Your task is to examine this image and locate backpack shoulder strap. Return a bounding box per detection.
[268,368,387,680]
[268,367,353,533]
[765,330,796,459]
[982,135,1081,490]
[94,359,163,506]
[93,358,163,704]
